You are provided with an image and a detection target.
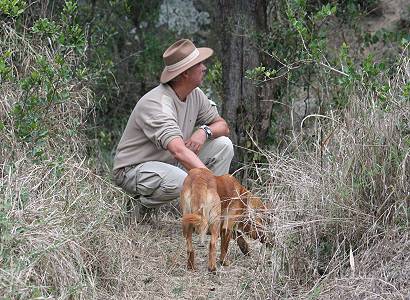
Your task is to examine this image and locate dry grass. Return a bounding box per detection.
[1,158,129,299]
[0,21,129,299]
[1,15,409,300]
[242,50,410,299]
[109,214,274,299]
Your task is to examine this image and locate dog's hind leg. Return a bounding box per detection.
[183,223,195,270]
[208,222,219,273]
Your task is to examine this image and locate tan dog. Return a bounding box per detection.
[216,174,270,266]
[180,168,221,272]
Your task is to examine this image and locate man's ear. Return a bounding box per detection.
[181,69,190,78]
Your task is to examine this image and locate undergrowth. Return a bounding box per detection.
[0,1,408,299]
[0,3,131,298]
[249,52,409,298]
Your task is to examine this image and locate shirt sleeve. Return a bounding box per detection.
[135,95,183,150]
[194,88,220,126]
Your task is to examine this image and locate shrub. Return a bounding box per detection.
[249,53,409,298]
[0,3,131,298]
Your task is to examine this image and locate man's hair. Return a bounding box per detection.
[168,73,183,84]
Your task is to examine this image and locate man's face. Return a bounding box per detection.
[186,62,207,86]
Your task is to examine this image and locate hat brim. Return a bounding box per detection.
[160,47,214,84]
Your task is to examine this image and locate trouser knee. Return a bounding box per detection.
[200,136,234,175]
[212,136,234,161]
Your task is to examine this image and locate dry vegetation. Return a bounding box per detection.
[1,21,129,298]
[1,14,409,300]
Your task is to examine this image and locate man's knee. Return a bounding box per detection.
[199,136,234,175]
[213,136,234,160]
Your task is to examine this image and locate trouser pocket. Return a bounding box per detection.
[113,166,138,195]
[113,168,125,186]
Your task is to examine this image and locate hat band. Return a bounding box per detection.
[165,48,199,72]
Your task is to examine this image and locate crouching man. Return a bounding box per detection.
[112,39,234,219]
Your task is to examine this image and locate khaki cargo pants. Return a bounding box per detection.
[113,136,234,208]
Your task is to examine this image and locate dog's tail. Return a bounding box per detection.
[182,213,203,225]
[182,209,207,244]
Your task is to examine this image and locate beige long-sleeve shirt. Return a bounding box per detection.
[113,84,219,170]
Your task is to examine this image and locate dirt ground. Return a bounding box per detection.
[115,211,274,300]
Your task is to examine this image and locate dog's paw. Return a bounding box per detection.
[187,262,196,271]
[220,259,230,266]
[208,266,217,274]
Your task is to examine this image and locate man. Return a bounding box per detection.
[113,39,234,213]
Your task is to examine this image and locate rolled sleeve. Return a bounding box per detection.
[147,117,183,149]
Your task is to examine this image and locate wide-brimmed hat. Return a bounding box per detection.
[160,39,213,83]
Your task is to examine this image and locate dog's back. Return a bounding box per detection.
[216,174,267,214]
[216,174,255,216]
[180,168,221,271]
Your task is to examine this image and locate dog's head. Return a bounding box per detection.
[216,174,274,246]
[240,194,273,246]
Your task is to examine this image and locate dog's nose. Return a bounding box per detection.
[265,241,274,248]
[259,235,274,248]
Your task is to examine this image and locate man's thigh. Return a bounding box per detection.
[133,161,187,207]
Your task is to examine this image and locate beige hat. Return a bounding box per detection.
[160,39,213,83]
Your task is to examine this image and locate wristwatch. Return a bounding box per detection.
[199,125,213,140]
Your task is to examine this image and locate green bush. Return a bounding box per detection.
[0,0,26,17]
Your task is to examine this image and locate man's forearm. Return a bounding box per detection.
[208,118,230,138]
[168,137,207,170]
[175,147,206,170]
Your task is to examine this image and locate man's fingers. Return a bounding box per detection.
[185,139,202,154]
[191,144,200,154]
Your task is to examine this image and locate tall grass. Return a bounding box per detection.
[0,21,131,299]
[1,8,408,300]
[252,51,409,298]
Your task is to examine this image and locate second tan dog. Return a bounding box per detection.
[216,174,271,266]
[180,168,221,272]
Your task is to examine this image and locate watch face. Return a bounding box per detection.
[201,125,212,139]
[205,126,212,138]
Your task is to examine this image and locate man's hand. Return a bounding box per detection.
[185,129,207,154]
